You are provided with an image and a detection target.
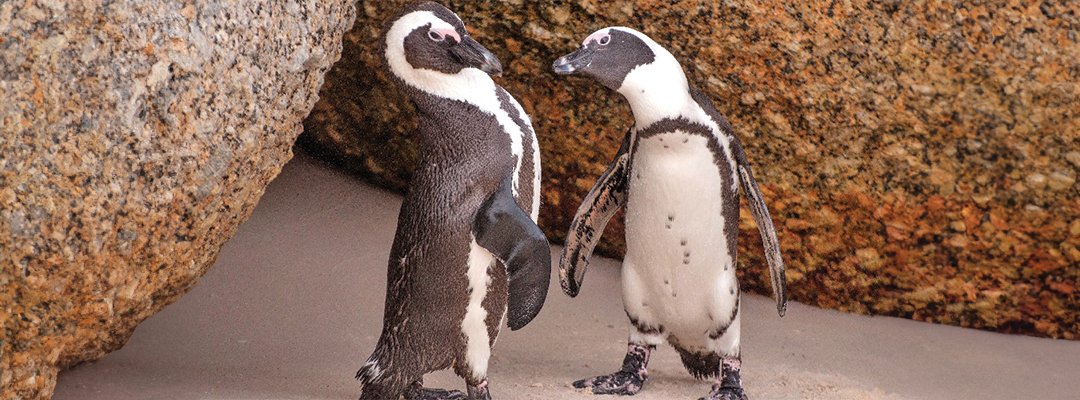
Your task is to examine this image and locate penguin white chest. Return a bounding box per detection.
[622,131,739,349]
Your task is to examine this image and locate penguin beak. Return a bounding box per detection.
[552,47,594,75]
[451,36,503,77]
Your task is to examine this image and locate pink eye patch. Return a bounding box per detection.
[583,30,610,46]
[430,27,461,42]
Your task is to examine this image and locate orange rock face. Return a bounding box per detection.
[1,1,356,398]
[302,1,1079,339]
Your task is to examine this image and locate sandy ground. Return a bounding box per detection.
[54,151,1080,400]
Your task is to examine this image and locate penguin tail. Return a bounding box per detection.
[355,357,383,386]
[359,348,435,400]
[675,347,721,380]
[357,357,404,400]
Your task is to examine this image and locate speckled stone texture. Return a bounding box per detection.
[0,1,355,398]
[303,0,1079,340]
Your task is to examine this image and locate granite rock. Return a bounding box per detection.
[0,1,355,398]
[302,1,1079,339]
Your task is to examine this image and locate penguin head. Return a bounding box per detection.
[552,27,657,90]
[382,2,503,89]
[554,27,691,122]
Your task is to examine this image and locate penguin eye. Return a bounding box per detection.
[428,30,443,41]
[598,35,611,45]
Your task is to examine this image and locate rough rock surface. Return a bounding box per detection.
[0,1,355,398]
[303,1,1079,339]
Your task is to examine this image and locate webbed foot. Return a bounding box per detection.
[698,356,748,400]
[698,385,748,400]
[572,343,652,395]
[404,380,465,400]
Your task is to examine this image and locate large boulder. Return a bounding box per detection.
[0,1,355,398]
[302,1,1079,339]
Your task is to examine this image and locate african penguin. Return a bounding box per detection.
[356,3,550,400]
[552,27,787,400]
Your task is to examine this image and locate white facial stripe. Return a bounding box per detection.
[386,12,526,183]
[386,11,453,77]
[386,11,456,48]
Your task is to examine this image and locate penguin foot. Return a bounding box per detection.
[698,384,748,400]
[404,381,466,400]
[572,370,647,395]
[404,388,465,400]
[697,356,747,400]
[572,343,652,395]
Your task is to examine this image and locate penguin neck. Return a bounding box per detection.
[395,68,499,137]
[394,72,519,170]
[622,82,695,130]
[401,68,496,107]
[617,62,697,129]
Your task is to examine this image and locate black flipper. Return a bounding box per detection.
[473,176,551,330]
[558,130,632,297]
[731,142,787,317]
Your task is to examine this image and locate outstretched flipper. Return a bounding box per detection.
[473,176,551,330]
[731,143,787,317]
[559,131,632,297]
